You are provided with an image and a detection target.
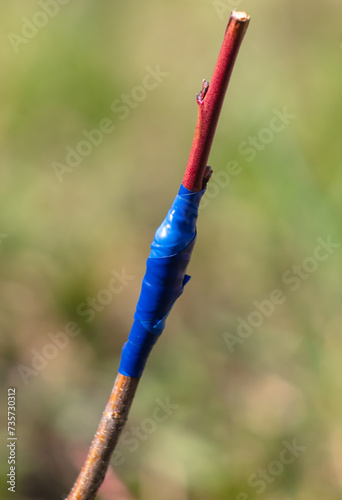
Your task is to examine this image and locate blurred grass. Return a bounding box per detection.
[1,0,342,498]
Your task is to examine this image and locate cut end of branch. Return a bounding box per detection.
[231,11,250,22]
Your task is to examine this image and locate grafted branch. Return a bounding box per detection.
[66,11,250,500]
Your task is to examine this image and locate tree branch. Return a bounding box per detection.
[182,11,250,192]
[66,11,250,500]
[67,375,139,500]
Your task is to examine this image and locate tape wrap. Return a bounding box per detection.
[118,184,205,377]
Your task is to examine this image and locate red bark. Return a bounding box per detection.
[182,11,250,192]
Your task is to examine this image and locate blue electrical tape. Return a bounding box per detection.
[118,184,205,377]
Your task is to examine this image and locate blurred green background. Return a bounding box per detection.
[1,1,342,499]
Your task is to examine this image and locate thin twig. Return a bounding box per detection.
[67,375,139,500]
[66,11,250,500]
[182,11,250,192]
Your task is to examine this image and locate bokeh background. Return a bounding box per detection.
[1,1,342,499]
